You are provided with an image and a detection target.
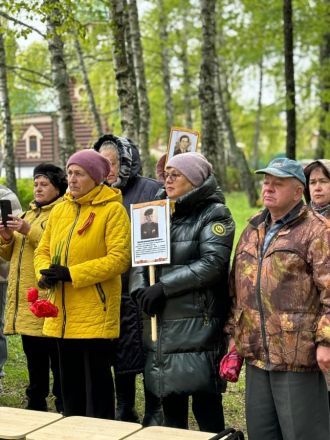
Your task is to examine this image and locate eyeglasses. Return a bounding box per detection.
[164,172,183,181]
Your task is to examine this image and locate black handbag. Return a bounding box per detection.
[208,427,245,439]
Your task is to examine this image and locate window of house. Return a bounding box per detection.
[29,135,38,152]
[23,125,42,159]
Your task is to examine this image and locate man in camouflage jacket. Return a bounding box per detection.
[227,158,330,440]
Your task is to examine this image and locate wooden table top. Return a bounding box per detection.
[126,426,217,439]
[26,416,142,440]
[0,407,63,439]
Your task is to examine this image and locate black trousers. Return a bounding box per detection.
[57,338,115,419]
[21,335,62,412]
[162,392,225,433]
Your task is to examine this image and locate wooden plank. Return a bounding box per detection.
[0,407,63,439]
[127,426,216,440]
[26,416,142,440]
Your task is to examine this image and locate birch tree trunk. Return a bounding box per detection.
[178,17,193,129]
[124,0,140,142]
[216,50,258,206]
[316,0,330,159]
[283,0,296,159]
[199,0,223,186]
[158,0,173,135]
[127,0,153,176]
[109,0,137,141]
[214,58,227,190]
[74,34,103,138]
[0,29,17,193]
[45,0,76,165]
[252,58,263,169]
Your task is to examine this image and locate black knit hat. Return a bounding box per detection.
[33,163,68,196]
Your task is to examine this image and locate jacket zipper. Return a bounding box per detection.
[13,237,26,332]
[61,204,81,338]
[13,213,38,332]
[96,283,106,311]
[255,253,270,367]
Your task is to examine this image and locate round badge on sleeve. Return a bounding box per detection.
[212,223,226,236]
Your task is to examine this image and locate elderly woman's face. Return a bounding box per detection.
[67,164,96,199]
[100,148,119,184]
[164,166,194,200]
[309,166,330,207]
[34,176,60,205]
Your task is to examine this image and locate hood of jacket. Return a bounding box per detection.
[304,159,330,203]
[93,134,142,189]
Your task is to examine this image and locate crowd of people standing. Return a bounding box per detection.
[0,139,329,440]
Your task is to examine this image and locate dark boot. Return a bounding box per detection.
[115,373,140,423]
[26,398,48,412]
[143,384,163,427]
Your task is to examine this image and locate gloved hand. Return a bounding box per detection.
[137,283,166,316]
[38,274,55,289]
[40,264,72,283]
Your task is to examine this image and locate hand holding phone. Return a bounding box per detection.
[0,200,12,227]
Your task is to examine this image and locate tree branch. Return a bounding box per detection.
[6,65,51,82]
[0,11,45,38]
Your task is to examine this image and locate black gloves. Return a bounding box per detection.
[136,282,166,316]
[38,275,54,289]
[39,264,72,287]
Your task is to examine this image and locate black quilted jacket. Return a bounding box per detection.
[129,175,235,397]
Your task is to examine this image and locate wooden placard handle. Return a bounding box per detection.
[148,265,157,342]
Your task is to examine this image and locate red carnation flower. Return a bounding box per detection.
[27,287,39,303]
[29,299,58,318]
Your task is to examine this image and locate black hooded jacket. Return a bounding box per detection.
[94,135,161,374]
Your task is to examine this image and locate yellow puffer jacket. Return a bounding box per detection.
[34,185,131,339]
[0,198,63,336]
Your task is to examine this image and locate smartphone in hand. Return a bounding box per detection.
[0,200,12,227]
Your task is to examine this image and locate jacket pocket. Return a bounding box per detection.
[233,308,262,360]
[268,312,317,368]
[95,283,106,311]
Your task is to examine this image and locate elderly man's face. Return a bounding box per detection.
[262,174,303,218]
[179,137,190,152]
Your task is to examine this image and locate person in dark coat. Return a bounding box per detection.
[94,134,163,426]
[129,152,235,432]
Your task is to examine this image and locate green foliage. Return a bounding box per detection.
[0,178,33,211]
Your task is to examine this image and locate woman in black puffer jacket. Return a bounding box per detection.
[129,152,235,432]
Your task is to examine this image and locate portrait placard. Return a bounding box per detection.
[166,127,200,163]
[131,199,171,267]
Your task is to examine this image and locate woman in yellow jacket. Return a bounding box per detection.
[0,163,67,412]
[34,149,131,419]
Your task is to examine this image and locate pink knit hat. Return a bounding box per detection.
[166,152,213,187]
[66,149,111,184]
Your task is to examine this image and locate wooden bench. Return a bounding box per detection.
[26,416,142,440]
[0,407,63,439]
[126,426,217,439]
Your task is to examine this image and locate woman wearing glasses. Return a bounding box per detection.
[130,152,235,432]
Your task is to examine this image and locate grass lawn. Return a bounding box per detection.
[0,191,259,436]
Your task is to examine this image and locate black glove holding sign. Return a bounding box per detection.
[135,282,166,316]
[38,264,71,288]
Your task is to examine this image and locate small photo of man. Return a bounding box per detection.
[174,134,191,155]
[140,208,159,240]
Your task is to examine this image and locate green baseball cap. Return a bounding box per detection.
[255,158,306,186]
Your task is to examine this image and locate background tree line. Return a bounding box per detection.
[0,0,329,206]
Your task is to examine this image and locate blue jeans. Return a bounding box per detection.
[0,281,7,378]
